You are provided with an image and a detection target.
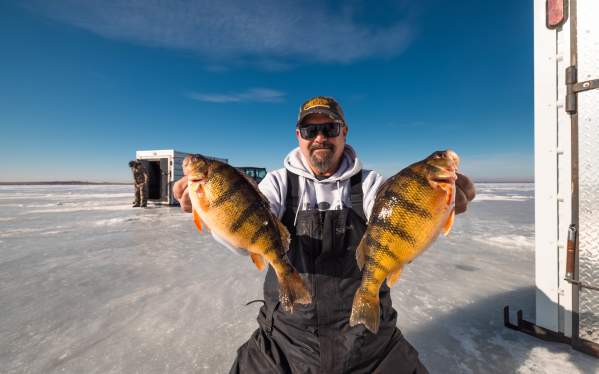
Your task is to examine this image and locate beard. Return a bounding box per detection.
[309,142,336,174]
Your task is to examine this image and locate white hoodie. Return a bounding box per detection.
[212,145,385,255]
[261,145,384,220]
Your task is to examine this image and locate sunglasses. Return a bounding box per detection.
[299,122,342,140]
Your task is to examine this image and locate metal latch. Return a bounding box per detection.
[565,224,576,279]
[564,278,599,292]
[566,65,599,114]
[562,224,599,291]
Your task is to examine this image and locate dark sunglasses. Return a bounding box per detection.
[299,122,342,140]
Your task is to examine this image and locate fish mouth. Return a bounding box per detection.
[431,175,457,184]
[430,166,457,184]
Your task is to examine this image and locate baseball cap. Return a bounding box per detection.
[296,96,346,127]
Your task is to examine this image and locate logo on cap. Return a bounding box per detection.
[303,97,332,111]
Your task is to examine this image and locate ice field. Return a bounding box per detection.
[1,184,598,373]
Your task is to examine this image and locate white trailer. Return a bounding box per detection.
[505,0,599,357]
[135,149,228,205]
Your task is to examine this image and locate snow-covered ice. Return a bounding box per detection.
[0,184,597,373]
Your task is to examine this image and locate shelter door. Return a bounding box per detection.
[576,0,599,346]
[146,161,161,200]
[160,158,168,200]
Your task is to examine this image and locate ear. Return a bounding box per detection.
[342,125,348,139]
[295,128,302,141]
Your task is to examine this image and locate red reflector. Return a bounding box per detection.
[547,0,566,29]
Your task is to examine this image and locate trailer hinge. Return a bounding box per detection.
[566,65,599,114]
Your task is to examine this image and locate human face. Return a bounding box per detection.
[296,114,347,176]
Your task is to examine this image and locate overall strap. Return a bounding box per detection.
[281,170,300,230]
[350,172,366,222]
[285,170,300,210]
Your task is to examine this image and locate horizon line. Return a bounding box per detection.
[0,179,534,186]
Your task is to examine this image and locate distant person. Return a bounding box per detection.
[129,160,148,208]
[174,96,475,373]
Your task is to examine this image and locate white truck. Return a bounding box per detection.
[135,149,228,205]
[505,0,599,357]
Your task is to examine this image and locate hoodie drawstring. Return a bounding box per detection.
[294,178,346,225]
[336,181,342,210]
[294,176,306,226]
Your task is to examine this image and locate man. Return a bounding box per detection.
[129,160,149,208]
[174,96,475,373]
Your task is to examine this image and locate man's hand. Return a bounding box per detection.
[173,176,193,213]
[455,173,475,214]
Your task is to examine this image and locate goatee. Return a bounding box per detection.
[310,143,336,174]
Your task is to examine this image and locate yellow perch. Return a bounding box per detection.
[184,154,311,312]
[350,150,460,333]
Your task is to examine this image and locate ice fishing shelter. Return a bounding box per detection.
[505,0,599,357]
[135,149,228,205]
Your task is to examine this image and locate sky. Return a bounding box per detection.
[0,0,533,183]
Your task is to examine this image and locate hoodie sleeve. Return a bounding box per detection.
[361,170,386,221]
[258,169,287,219]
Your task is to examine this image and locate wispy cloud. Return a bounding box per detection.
[24,0,416,66]
[188,88,286,103]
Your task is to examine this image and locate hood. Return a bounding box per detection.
[283,145,363,183]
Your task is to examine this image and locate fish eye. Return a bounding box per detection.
[430,151,444,159]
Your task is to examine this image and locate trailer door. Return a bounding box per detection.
[575,0,599,347]
[532,0,599,356]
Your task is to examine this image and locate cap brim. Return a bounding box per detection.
[297,108,344,126]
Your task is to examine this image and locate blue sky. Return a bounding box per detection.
[1,0,533,182]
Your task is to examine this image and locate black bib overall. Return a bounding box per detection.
[230,171,427,374]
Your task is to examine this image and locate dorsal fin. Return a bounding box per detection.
[212,161,272,211]
[374,176,394,201]
[355,238,371,270]
[277,219,291,252]
[239,171,271,210]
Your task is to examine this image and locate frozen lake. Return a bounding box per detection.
[1,184,597,373]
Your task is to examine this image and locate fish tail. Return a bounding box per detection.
[276,263,312,313]
[350,287,380,334]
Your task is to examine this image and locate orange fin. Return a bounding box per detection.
[196,184,211,211]
[386,267,403,288]
[443,208,455,236]
[250,253,266,271]
[446,184,455,205]
[192,208,203,233]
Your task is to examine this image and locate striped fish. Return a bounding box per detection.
[184,154,311,312]
[350,150,460,333]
